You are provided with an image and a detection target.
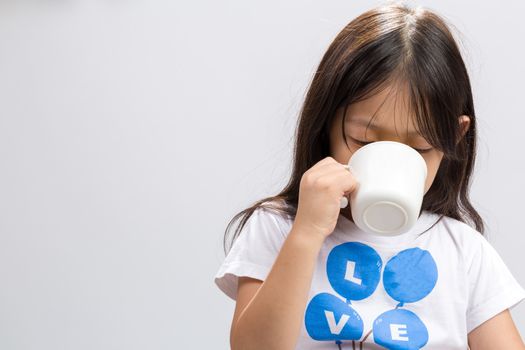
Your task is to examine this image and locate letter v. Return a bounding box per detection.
[324,310,350,334]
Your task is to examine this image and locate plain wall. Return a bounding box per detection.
[0,0,523,348]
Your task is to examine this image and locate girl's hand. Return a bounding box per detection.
[294,156,357,241]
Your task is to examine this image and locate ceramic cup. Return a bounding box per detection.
[340,140,428,236]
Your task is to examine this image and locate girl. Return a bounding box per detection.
[214,2,525,349]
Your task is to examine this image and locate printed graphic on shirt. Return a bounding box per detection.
[305,242,438,349]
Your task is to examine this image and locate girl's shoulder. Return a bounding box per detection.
[429,212,486,244]
[428,212,508,268]
[255,199,295,226]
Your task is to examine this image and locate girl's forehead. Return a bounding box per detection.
[346,116,422,137]
[351,81,412,115]
[344,84,420,131]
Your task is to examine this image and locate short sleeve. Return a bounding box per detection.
[466,233,525,333]
[214,207,290,301]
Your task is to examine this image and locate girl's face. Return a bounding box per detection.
[329,83,470,195]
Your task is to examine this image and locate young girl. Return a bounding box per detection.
[214,2,525,349]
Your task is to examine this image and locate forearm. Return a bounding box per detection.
[231,225,325,350]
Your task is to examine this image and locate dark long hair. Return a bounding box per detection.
[222,2,484,255]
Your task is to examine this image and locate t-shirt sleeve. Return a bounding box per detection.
[465,232,525,334]
[214,207,290,301]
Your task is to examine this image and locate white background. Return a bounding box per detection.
[0,0,523,348]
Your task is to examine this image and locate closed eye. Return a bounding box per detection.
[352,139,433,153]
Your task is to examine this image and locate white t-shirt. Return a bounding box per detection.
[214,207,525,349]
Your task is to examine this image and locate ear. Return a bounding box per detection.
[456,115,470,144]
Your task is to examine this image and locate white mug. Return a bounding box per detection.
[340,141,428,236]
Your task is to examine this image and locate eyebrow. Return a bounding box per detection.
[347,118,423,137]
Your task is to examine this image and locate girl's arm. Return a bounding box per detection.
[229,157,355,349]
[468,309,525,349]
[230,225,325,350]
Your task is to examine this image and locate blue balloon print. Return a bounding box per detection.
[326,242,382,301]
[383,248,437,304]
[305,293,363,341]
[373,309,428,349]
